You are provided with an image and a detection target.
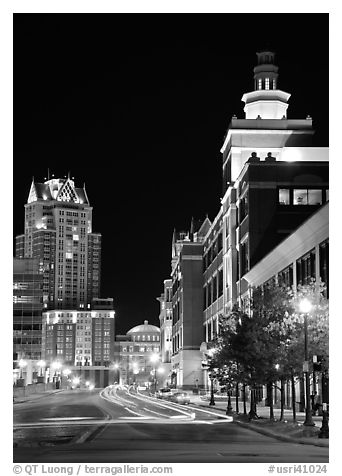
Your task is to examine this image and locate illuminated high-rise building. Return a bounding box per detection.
[15,175,101,310]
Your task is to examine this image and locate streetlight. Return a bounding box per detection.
[112,363,120,385]
[51,361,62,389]
[132,362,139,386]
[209,369,217,406]
[150,353,159,394]
[18,359,27,379]
[299,298,315,427]
[157,367,165,388]
[37,360,46,377]
[207,348,216,406]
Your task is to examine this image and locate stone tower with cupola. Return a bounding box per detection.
[219,50,328,312]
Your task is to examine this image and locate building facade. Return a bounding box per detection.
[170,219,210,389]
[157,279,172,364]
[243,202,329,294]
[42,304,115,367]
[202,209,224,343]
[166,50,329,391]
[13,258,43,363]
[15,175,101,310]
[220,51,328,314]
[114,321,162,387]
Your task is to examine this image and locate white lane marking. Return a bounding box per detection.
[191,420,213,425]
[124,407,145,417]
[135,388,232,421]
[142,407,182,419]
[14,418,218,428]
[99,388,125,407]
[127,387,192,418]
[169,415,192,420]
[119,416,152,420]
[109,386,138,407]
[187,405,233,421]
[73,429,95,444]
[40,417,97,421]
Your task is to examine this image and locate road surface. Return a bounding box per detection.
[13,385,329,463]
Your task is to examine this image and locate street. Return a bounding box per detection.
[13,386,329,463]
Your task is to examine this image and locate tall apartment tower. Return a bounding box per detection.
[15,176,101,310]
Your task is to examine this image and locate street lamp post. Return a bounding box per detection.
[226,384,233,415]
[207,348,217,406]
[300,298,315,427]
[37,360,45,377]
[132,362,139,387]
[209,371,215,406]
[157,367,165,389]
[18,359,27,379]
[150,353,159,395]
[51,361,62,389]
[113,363,120,385]
[37,359,46,384]
[319,370,329,438]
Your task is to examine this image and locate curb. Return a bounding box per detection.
[13,389,65,405]
[235,420,329,448]
[191,401,329,448]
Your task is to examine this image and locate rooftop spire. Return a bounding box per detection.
[241,50,291,120]
[254,51,278,91]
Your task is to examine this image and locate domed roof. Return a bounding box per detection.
[127,320,160,334]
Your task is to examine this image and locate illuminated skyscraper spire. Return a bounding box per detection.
[15,175,101,310]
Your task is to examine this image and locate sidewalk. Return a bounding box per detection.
[189,394,329,448]
[13,388,65,404]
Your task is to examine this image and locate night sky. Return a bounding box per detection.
[13,13,329,334]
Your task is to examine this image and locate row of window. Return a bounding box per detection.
[131,335,159,341]
[278,188,328,206]
[203,232,223,271]
[255,77,277,90]
[122,346,160,353]
[203,269,223,309]
[275,240,329,297]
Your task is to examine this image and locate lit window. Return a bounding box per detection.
[279,189,290,205]
[308,190,322,205]
[258,78,262,90]
[293,190,308,205]
[265,78,270,90]
[293,189,323,206]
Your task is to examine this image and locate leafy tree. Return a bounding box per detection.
[213,279,328,421]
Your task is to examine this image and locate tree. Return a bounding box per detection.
[266,280,329,418]
[212,280,329,422]
[214,300,287,420]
